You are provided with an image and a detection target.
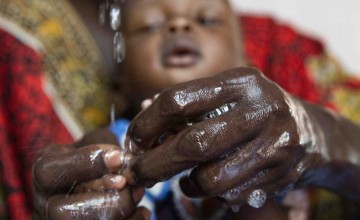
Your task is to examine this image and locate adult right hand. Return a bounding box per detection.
[32,128,147,220]
[126,67,360,208]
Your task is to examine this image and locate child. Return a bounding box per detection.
[33,0,360,219]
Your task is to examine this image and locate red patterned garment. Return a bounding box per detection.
[241,15,325,104]
[0,28,74,220]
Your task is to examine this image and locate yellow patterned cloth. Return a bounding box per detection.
[0,0,110,135]
[309,55,360,125]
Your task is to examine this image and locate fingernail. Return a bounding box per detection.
[124,137,139,154]
[104,149,122,169]
[104,175,126,189]
[231,204,241,212]
[105,174,125,184]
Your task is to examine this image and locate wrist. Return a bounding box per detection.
[296,160,360,202]
[284,94,326,158]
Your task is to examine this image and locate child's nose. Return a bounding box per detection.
[167,17,192,34]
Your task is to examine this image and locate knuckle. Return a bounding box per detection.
[32,158,52,191]
[157,88,187,117]
[272,99,291,117]
[178,129,210,161]
[193,169,221,196]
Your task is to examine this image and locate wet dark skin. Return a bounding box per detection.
[128,67,360,200]
[32,128,147,219]
[32,0,360,219]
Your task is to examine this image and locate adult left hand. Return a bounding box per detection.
[32,128,148,219]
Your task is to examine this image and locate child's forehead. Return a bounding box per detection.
[123,0,231,14]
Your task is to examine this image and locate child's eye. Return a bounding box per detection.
[197,16,221,27]
[139,22,163,33]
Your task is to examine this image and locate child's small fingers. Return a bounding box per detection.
[75,174,127,193]
[103,174,127,189]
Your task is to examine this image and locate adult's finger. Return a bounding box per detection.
[33,144,132,192]
[46,189,136,220]
[130,108,263,186]
[219,169,299,207]
[128,67,262,149]
[75,174,127,193]
[178,131,303,199]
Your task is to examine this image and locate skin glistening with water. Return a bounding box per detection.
[127,66,360,204]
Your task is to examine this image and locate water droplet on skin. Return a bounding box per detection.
[100,1,126,62]
[231,204,241,212]
[186,119,193,126]
[110,4,121,31]
[89,149,103,164]
[113,32,125,63]
[247,189,267,208]
[110,103,115,125]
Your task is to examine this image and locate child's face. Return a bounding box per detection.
[120,0,244,104]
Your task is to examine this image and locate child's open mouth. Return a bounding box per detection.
[162,36,201,67]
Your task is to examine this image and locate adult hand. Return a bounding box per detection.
[32,128,148,219]
[127,67,326,207]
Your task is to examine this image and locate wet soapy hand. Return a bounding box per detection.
[32,128,148,220]
[127,67,327,208]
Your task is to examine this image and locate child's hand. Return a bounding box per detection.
[126,66,359,207]
[32,128,149,219]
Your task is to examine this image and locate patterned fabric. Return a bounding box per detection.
[309,55,360,124]
[0,0,110,219]
[0,0,110,134]
[241,15,324,104]
[241,15,360,125]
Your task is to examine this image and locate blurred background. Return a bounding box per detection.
[230,0,360,76]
